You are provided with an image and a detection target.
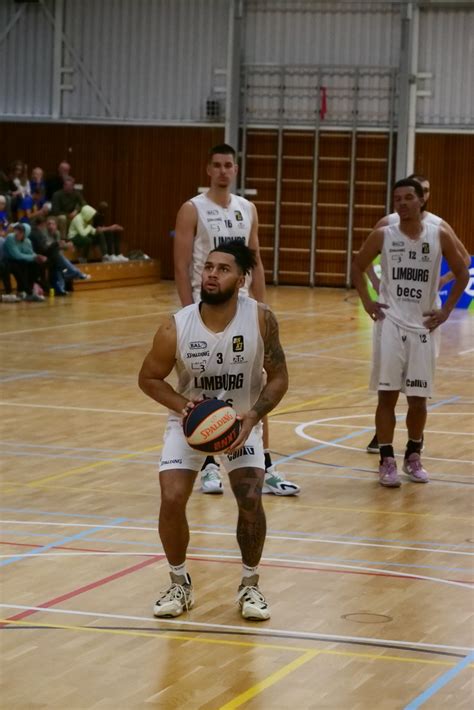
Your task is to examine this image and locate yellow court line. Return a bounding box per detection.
[219,650,319,709]
[0,619,464,668]
[24,444,163,487]
[270,385,368,417]
[1,480,159,499]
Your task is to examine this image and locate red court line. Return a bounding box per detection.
[2,547,470,629]
[3,555,164,624]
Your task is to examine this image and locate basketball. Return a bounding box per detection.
[183,399,241,453]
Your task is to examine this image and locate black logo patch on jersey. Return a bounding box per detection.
[422,243,430,254]
[234,210,243,221]
[232,335,244,352]
[190,341,207,350]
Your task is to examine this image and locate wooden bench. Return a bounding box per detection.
[74,259,161,291]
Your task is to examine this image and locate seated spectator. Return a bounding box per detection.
[30,167,47,212]
[68,205,107,262]
[44,216,90,294]
[45,161,71,202]
[1,234,20,302]
[0,195,9,236]
[3,223,47,302]
[92,202,127,262]
[51,176,85,239]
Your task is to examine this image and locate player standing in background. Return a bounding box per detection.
[352,179,468,487]
[174,143,299,496]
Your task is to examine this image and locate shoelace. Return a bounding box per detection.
[205,469,221,481]
[157,583,192,610]
[238,585,267,608]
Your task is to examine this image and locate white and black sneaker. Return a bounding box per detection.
[153,573,194,618]
[237,575,271,621]
[262,466,300,496]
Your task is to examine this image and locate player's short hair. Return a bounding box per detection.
[393,178,424,200]
[208,144,236,162]
[210,242,257,275]
[407,173,429,184]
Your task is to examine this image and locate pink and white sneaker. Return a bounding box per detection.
[379,457,401,488]
[402,453,429,483]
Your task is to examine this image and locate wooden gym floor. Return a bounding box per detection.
[0,282,472,710]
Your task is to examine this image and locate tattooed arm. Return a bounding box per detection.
[226,304,289,452]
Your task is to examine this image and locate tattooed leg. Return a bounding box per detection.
[229,466,266,567]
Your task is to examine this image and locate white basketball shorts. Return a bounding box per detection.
[159,417,264,473]
[370,317,436,397]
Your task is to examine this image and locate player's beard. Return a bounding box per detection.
[200,282,236,305]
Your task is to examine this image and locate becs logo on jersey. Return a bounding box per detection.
[234,210,243,221]
[422,243,430,254]
[232,335,244,352]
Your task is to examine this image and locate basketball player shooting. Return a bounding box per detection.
[138,243,289,620]
[352,178,468,488]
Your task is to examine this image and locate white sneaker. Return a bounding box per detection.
[153,573,194,618]
[201,463,223,494]
[2,294,21,302]
[262,466,300,496]
[117,254,129,262]
[238,575,270,620]
[102,255,112,262]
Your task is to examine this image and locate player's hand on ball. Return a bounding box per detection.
[181,399,201,418]
[225,410,259,453]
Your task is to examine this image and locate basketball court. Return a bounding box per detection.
[1,282,472,709]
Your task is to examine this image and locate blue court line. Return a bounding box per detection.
[275,396,460,465]
[0,517,126,568]
[403,652,474,709]
[1,507,472,551]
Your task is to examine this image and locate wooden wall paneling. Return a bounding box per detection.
[414,133,474,254]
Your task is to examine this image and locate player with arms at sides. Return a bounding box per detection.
[173,143,299,496]
[139,243,289,619]
[352,179,468,487]
[364,173,471,453]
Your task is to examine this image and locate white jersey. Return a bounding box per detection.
[379,222,442,332]
[387,211,442,227]
[189,192,254,298]
[172,295,264,420]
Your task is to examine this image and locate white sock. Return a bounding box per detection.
[242,563,259,580]
[169,562,188,580]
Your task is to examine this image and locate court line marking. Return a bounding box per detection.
[1,605,472,656]
[276,396,461,465]
[0,310,170,337]
[1,519,472,558]
[302,423,474,437]
[0,517,126,568]
[1,545,471,590]
[219,650,319,709]
[1,506,472,549]
[0,538,474,585]
[0,401,168,417]
[458,347,474,355]
[294,412,474,464]
[403,651,474,710]
[3,541,471,577]
[3,444,163,490]
[270,385,368,417]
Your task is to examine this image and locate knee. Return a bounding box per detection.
[160,488,188,514]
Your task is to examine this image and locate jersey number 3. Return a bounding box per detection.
[216,352,223,364]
